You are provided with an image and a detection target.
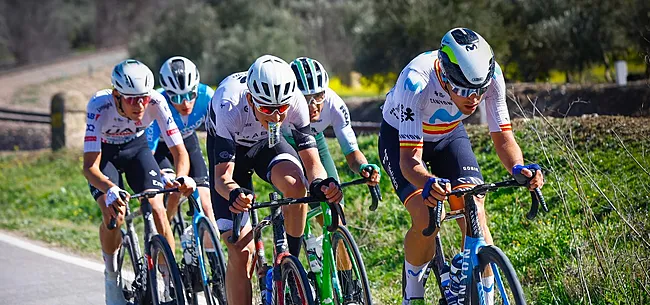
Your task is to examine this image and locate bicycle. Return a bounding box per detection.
[419,171,547,305]
[302,173,382,305]
[173,188,228,305]
[108,188,186,305]
[229,192,329,305]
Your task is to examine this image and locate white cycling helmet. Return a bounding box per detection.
[438,28,495,89]
[111,59,154,95]
[159,56,200,95]
[246,55,297,105]
[290,57,330,95]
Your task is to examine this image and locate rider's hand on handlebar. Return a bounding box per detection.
[310,177,343,204]
[175,176,197,196]
[422,177,451,208]
[512,164,544,191]
[228,188,254,214]
[359,164,381,186]
[105,186,129,218]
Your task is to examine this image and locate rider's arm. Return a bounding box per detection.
[83,151,115,192]
[82,95,115,192]
[327,91,367,174]
[294,124,327,181]
[491,131,524,175]
[152,95,190,177]
[168,143,191,177]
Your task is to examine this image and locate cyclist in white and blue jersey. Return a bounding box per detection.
[146,56,217,227]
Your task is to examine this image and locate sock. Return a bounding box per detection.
[403,260,428,303]
[103,249,120,274]
[287,234,303,257]
[481,276,495,305]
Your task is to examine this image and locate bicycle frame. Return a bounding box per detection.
[186,189,213,288]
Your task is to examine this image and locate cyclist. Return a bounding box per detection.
[146,56,217,228]
[287,57,380,301]
[82,59,196,305]
[377,28,544,305]
[205,54,343,305]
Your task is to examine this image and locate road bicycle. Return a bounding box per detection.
[108,188,186,305]
[418,171,547,305]
[302,173,382,305]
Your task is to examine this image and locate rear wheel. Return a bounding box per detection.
[195,217,228,305]
[276,255,315,305]
[331,226,372,305]
[149,234,186,305]
[473,245,526,305]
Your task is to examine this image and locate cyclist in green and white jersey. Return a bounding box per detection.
[285,57,380,189]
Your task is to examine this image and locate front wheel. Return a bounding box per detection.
[117,230,148,304]
[331,226,373,305]
[276,255,315,305]
[196,217,228,305]
[149,234,186,305]
[473,245,526,305]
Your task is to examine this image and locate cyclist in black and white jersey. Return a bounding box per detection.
[377,28,544,305]
[205,55,343,305]
[82,59,196,305]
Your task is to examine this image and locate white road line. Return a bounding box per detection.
[0,231,105,273]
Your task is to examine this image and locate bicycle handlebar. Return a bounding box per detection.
[228,171,383,243]
[422,169,547,236]
[106,188,180,230]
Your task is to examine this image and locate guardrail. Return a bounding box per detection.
[0,107,50,124]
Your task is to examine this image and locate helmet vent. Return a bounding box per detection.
[253,80,261,93]
[160,74,167,87]
[283,83,290,95]
[451,28,478,45]
[262,82,271,96]
[274,84,281,98]
[167,77,177,90]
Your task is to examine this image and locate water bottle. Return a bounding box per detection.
[446,253,464,305]
[305,234,323,273]
[181,225,195,265]
[265,267,273,304]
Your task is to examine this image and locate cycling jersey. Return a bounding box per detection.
[146,83,215,151]
[282,88,359,155]
[381,51,510,148]
[84,89,183,153]
[205,71,316,162]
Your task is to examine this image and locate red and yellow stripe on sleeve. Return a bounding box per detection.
[400,140,424,149]
[499,123,512,131]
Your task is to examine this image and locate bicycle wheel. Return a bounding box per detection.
[473,245,526,305]
[196,217,228,305]
[331,226,373,305]
[276,255,315,305]
[149,234,186,305]
[117,230,149,304]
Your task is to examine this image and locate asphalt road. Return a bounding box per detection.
[0,232,105,305]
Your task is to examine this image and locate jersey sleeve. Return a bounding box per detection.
[206,92,238,164]
[328,91,359,155]
[395,69,426,149]
[83,97,103,153]
[484,63,511,133]
[145,122,161,151]
[288,95,317,150]
[152,96,183,148]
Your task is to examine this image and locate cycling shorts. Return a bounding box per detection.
[207,136,304,233]
[378,120,484,203]
[154,132,209,188]
[89,135,163,200]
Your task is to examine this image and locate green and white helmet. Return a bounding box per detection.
[290,57,329,95]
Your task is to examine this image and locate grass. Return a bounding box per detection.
[1,115,649,304]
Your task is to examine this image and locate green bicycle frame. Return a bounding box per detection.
[303,201,362,305]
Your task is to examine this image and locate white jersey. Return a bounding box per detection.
[206,72,313,148]
[282,88,359,155]
[84,89,183,153]
[382,51,511,149]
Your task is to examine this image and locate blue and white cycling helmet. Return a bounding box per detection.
[438,28,495,89]
[159,56,200,103]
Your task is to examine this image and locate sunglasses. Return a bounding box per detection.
[253,99,290,115]
[168,91,198,104]
[120,94,151,106]
[447,79,490,98]
[305,92,326,105]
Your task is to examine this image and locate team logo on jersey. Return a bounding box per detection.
[96,102,111,113]
[153,180,163,188]
[401,107,415,122]
[429,109,462,123]
[106,128,135,136]
[166,128,179,136]
[84,136,97,142]
[339,105,350,127]
[219,151,233,160]
[149,170,157,177]
[86,124,95,132]
[166,117,173,125]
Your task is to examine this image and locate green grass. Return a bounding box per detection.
[1,116,649,304]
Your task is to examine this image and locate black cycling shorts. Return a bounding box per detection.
[89,135,163,200]
[207,135,304,233]
[378,120,484,203]
[154,132,209,188]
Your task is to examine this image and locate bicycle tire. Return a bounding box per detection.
[331,226,373,305]
[276,255,315,305]
[196,217,228,305]
[473,245,526,305]
[117,230,149,305]
[149,234,186,305]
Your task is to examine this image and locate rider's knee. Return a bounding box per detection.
[227,239,254,267]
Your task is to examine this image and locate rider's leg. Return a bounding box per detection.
[221,223,255,305]
[269,159,308,257]
[198,186,218,252]
[165,191,182,222]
